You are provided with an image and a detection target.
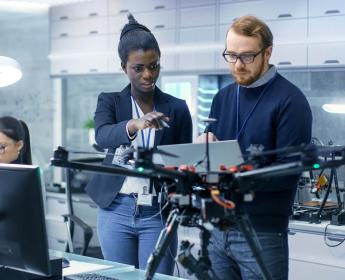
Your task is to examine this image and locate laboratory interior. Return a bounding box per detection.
[1,0,345,280]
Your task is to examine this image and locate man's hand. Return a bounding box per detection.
[195,132,218,143]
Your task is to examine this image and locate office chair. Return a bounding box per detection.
[63,157,103,257]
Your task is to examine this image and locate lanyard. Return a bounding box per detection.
[132,97,152,149]
[236,75,277,140]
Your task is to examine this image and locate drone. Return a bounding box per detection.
[51,142,345,280]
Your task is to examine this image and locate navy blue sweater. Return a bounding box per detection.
[208,73,312,232]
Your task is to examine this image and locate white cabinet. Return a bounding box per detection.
[50,55,108,76]
[219,0,307,24]
[108,14,128,35]
[45,192,100,251]
[51,17,108,38]
[153,29,176,46]
[270,44,307,68]
[180,0,216,8]
[107,34,123,73]
[108,59,123,74]
[108,0,176,15]
[51,36,108,54]
[260,0,307,20]
[219,1,263,23]
[45,192,69,251]
[50,0,107,21]
[49,0,345,73]
[48,236,68,251]
[180,26,216,44]
[178,51,216,71]
[160,53,176,72]
[267,19,307,45]
[216,50,227,70]
[109,12,176,46]
[218,24,229,43]
[309,0,345,17]
[308,42,345,67]
[46,193,68,215]
[135,10,176,30]
[219,19,308,45]
[220,0,259,2]
[180,6,216,27]
[309,15,345,43]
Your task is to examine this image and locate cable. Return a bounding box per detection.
[140,202,169,221]
[324,223,345,247]
[210,187,236,209]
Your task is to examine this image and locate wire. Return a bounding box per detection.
[140,201,169,221]
[324,223,345,247]
[210,187,236,209]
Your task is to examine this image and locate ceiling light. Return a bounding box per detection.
[0,0,91,9]
[0,56,22,87]
[322,104,345,114]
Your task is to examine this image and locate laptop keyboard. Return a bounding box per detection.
[64,273,120,280]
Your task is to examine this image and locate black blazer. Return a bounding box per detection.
[86,85,193,208]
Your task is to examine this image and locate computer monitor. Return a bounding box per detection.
[0,163,57,278]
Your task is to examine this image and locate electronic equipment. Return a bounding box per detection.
[51,143,345,280]
[65,273,120,280]
[0,163,62,279]
[293,144,345,224]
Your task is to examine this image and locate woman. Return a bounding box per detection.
[86,14,193,274]
[0,116,31,164]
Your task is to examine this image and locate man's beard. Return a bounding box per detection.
[233,60,266,86]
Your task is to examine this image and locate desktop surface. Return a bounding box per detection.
[50,250,186,280]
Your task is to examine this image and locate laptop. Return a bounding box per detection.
[153,140,243,172]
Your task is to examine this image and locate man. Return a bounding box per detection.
[197,16,312,279]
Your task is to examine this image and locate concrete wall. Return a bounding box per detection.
[0,11,53,167]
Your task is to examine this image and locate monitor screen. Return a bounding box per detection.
[0,163,51,277]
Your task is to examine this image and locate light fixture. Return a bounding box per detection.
[322,104,345,114]
[0,56,23,87]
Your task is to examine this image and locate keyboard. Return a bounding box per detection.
[64,273,120,280]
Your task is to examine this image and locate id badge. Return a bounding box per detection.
[137,185,153,206]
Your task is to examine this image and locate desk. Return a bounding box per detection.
[50,250,187,280]
[288,220,345,280]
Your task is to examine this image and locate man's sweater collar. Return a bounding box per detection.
[242,65,277,88]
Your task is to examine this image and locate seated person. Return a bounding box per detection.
[0,116,32,164]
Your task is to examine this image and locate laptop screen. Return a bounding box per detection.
[154,140,242,171]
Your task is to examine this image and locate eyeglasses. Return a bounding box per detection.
[222,49,264,64]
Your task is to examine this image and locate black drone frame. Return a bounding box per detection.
[50,144,345,280]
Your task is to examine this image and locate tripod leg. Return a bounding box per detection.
[235,212,273,280]
[145,209,179,280]
[315,169,334,223]
[332,167,343,212]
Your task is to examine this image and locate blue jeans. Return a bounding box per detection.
[209,228,288,280]
[97,193,177,275]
